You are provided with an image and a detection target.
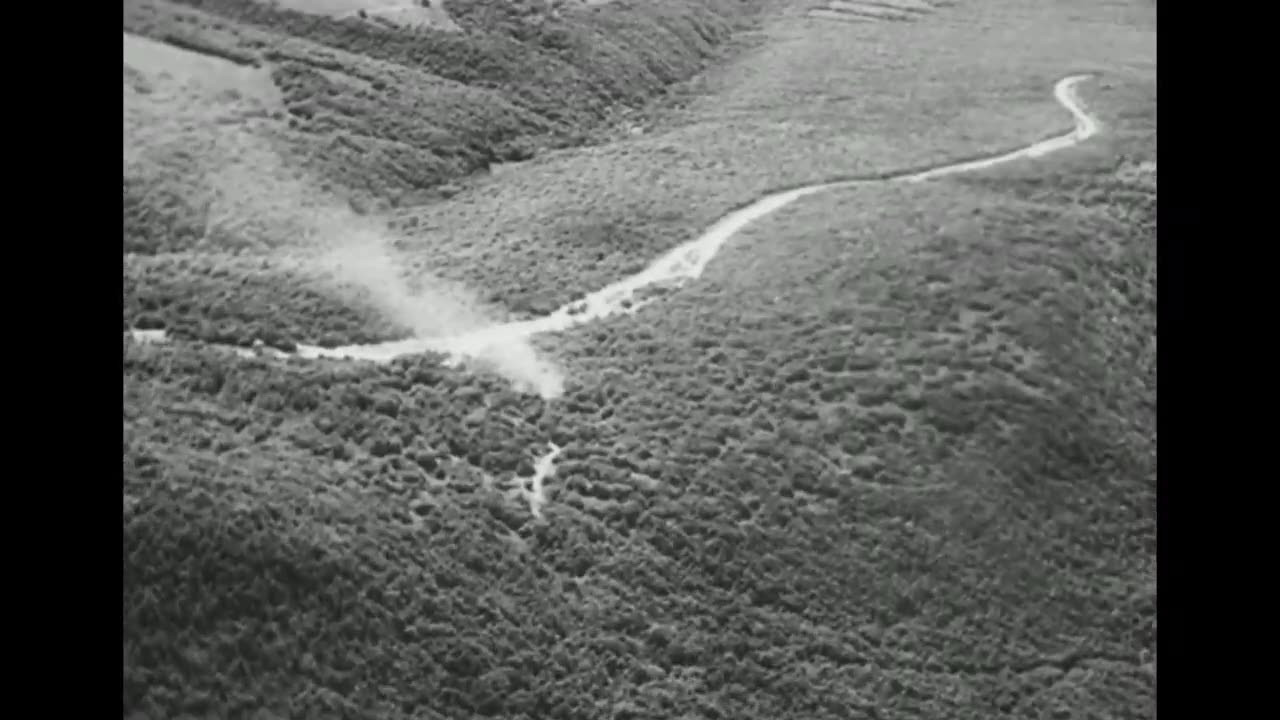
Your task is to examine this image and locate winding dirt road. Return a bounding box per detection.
[128,75,1103,512]
[295,76,1097,369]
[131,75,1099,381]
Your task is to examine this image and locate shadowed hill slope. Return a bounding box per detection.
[123,0,1155,718]
[123,0,769,353]
[122,0,766,213]
[124,74,1155,717]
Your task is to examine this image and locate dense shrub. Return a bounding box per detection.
[124,80,1156,717]
[124,2,1155,716]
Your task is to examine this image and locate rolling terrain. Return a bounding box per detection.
[123,0,1157,718]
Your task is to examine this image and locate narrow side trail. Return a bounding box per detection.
[128,75,1103,514]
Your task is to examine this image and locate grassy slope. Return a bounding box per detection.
[124,1,1156,718]
[123,0,761,205]
[548,77,1156,718]
[389,0,1155,317]
[123,0,766,347]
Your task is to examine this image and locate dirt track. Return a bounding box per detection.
[129,74,1101,396]
[126,74,1104,515]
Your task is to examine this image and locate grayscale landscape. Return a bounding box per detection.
[123,1,1157,717]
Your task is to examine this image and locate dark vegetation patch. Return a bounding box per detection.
[123,74,1155,718]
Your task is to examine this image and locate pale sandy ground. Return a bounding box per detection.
[123,30,282,134]
[123,31,275,93]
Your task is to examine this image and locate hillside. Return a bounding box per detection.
[124,0,768,350]
[122,0,763,214]
[123,0,1156,718]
